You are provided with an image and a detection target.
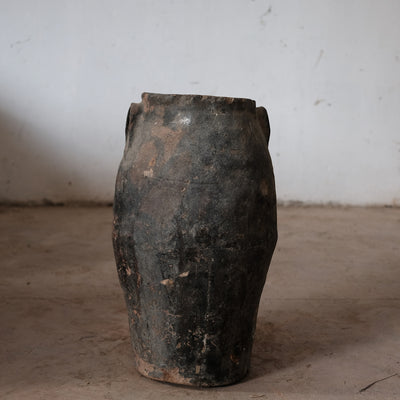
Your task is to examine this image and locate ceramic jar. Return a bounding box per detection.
[112,92,277,386]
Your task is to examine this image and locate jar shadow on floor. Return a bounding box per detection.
[239,207,400,391]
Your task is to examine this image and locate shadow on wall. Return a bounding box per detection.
[0,107,112,205]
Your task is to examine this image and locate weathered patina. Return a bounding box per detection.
[113,92,277,386]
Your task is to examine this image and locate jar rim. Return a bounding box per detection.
[141,92,256,109]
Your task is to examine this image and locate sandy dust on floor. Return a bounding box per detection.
[0,206,399,399]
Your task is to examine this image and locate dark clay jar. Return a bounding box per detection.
[112,93,277,387]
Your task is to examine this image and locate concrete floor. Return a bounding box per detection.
[0,206,399,400]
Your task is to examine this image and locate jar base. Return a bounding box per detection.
[135,356,249,387]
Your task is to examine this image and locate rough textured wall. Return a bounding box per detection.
[0,0,399,205]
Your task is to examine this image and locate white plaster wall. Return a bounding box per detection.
[1,0,399,205]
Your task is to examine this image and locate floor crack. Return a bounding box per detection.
[358,373,398,393]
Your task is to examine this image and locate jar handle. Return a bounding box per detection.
[256,106,270,146]
[125,102,142,141]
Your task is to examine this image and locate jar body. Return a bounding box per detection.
[112,93,277,386]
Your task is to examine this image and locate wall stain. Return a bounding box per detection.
[260,7,272,26]
[10,36,31,48]
[314,49,324,68]
[314,99,332,107]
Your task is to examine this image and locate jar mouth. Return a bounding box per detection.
[141,92,256,111]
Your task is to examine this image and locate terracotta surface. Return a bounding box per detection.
[1,206,399,399]
[113,93,277,386]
